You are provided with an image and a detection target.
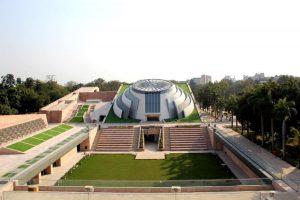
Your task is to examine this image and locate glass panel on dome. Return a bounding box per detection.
[145,93,160,113]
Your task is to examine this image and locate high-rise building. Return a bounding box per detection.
[223,75,235,81]
[190,75,212,85]
[243,73,265,81]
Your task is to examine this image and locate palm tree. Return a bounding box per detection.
[275,98,297,159]
[290,127,300,168]
[225,95,238,129]
[248,88,270,146]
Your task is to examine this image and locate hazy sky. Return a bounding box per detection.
[0,0,300,84]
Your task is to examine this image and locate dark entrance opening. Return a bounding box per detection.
[99,115,105,122]
[144,134,158,142]
[147,116,159,121]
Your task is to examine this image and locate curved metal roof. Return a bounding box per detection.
[132,79,173,93]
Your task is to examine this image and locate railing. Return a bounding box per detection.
[20,178,273,188]
[157,129,164,151]
[214,127,300,191]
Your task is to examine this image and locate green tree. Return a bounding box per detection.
[1,74,15,89]
[275,98,297,159]
[290,127,300,168]
[225,95,238,128]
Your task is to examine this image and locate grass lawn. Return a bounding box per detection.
[176,83,191,94]
[166,108,200,123]
[117,84,131,96]
[104,107,140,123]
[7,124,73,152]
[69,105,89,123]
[61,154,235,185]
[163,83,200,123]
[105,83,140,123]
[7,142,34,152]
[22,137,44,145]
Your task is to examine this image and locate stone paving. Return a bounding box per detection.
[3,191,300,200]
[135,143,165,159]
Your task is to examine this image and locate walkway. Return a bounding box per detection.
[39,152,84,186]
[3,191,299,200]
[217,124,300,191]
[135,143,165,159]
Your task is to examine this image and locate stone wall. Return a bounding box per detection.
[79,91,117,102]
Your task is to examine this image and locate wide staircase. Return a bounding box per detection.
[169,126,211,151]
[96,127,134,151]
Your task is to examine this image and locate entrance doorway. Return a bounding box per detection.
[146,115,160,121]
[144,134,158,143]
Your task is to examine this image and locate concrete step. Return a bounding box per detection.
[170,142,207,145]
[97,144,132,147]
[100,135,133,138]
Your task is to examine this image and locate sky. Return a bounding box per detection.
[0,0,300,84]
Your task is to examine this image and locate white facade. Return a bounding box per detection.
[113,79,195,122]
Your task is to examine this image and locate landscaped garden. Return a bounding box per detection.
[7,124,73,152]
[59,154,236,186]
[69,105,89,123]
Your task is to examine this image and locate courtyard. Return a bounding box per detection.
[59,153,236,187]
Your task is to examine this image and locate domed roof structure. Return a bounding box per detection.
[113,79,194,122]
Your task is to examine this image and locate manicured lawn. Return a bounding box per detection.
[22,137,44,145]
[104,84,139,123]
[176,83,191,94]
[69,105,89,123]
[104,107,140,123]
[164,83,200,123]
[7,142,34,152]
[34,133,53,140]
[166,108,200,123]
[62,154,235,182]
[7,124,73,152]
[117,84,131,96]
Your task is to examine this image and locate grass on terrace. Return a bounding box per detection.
[61,154,235,182]
[7,124,73,152]
[105,84,140,123]
[69,105,89,123]
[166,83,200,123]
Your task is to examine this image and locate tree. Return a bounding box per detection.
[1,74,15,89]
[275,98,297,159]
[290,127,300,168]
[24,77,35,88]
[0,104,18,114]
[225,95,238,128]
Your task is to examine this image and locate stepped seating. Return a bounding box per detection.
[0,118,47,145]
[169,126,211,151]
[96,127,134,151]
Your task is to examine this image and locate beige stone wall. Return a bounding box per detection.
[12,184,272,194]
[207,126,216,149]
[79,91,117,102]
[60,148,77,164]
[223,146,259,178]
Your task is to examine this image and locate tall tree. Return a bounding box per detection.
[290,127,300,168]
[275,98,297,159]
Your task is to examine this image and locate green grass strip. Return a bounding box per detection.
[34,133,54,140]
[7,142,34,152]
[22,137,44,145]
